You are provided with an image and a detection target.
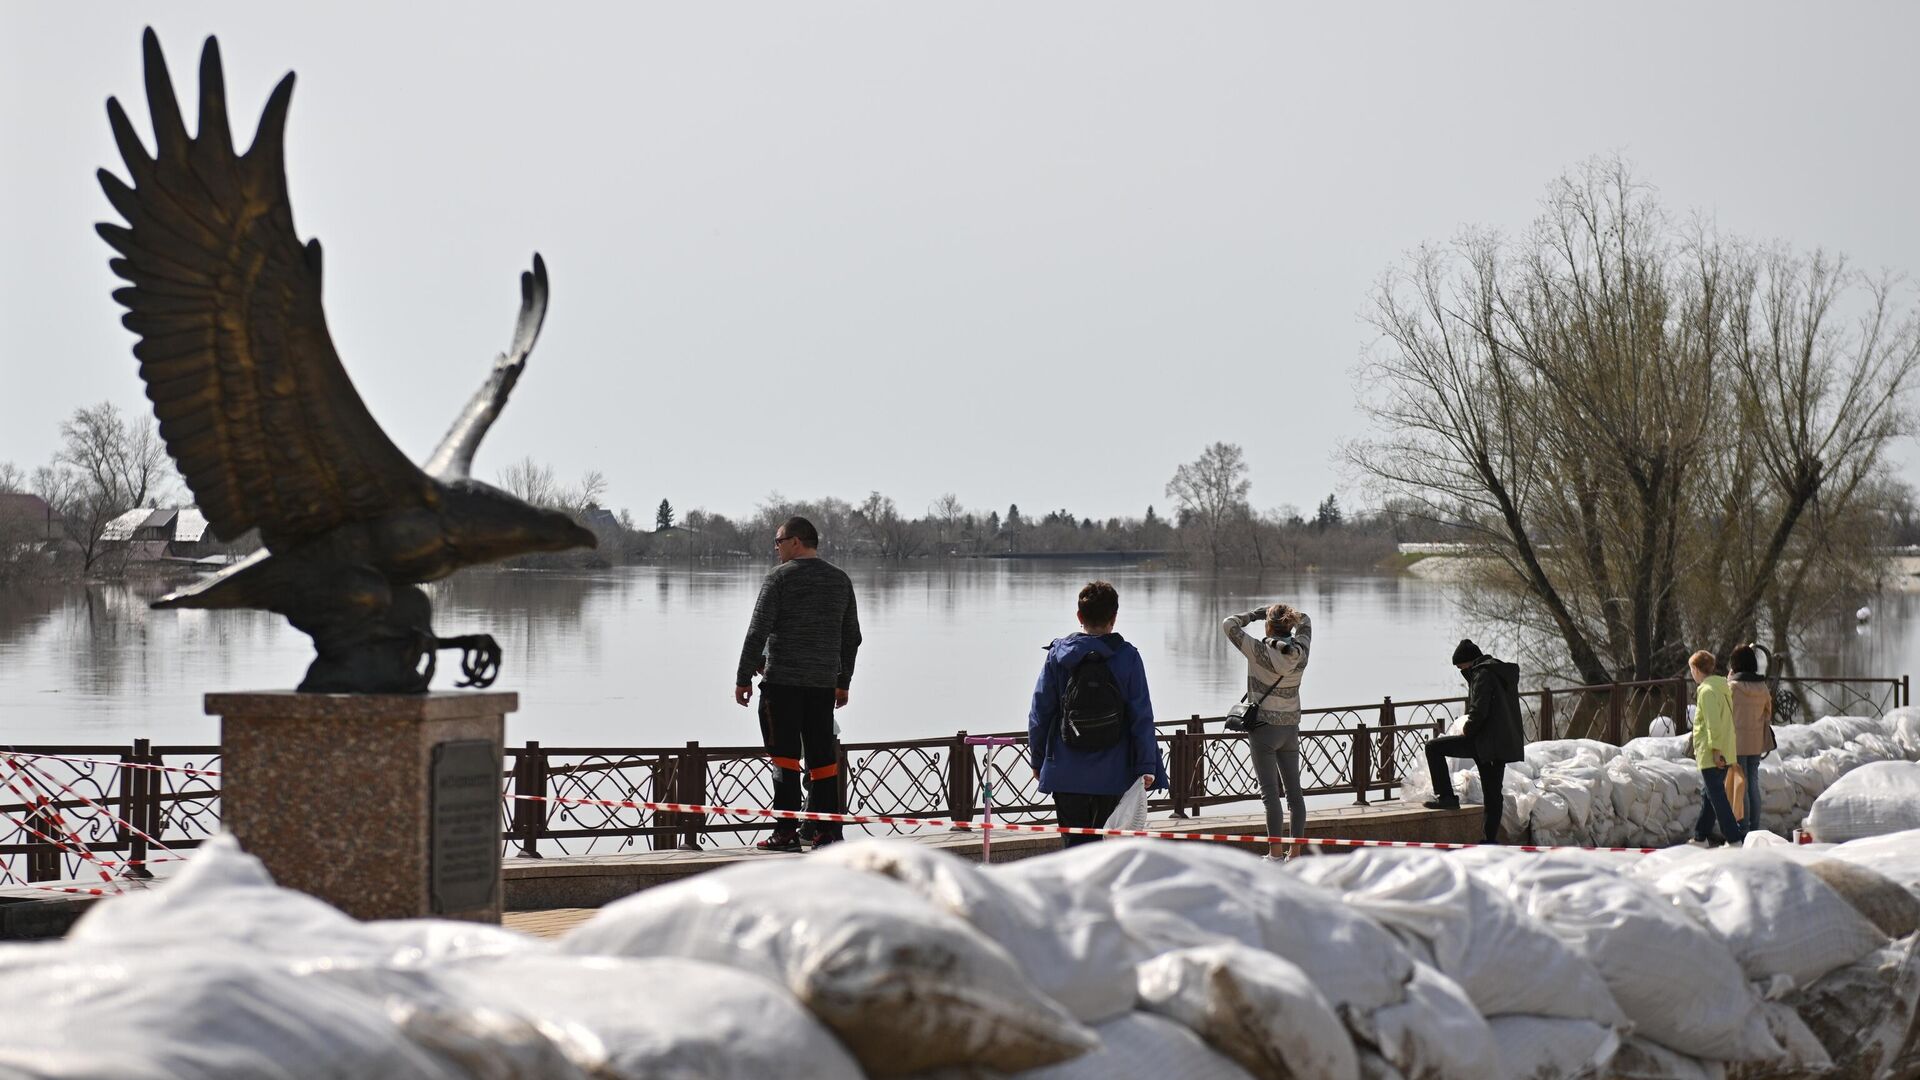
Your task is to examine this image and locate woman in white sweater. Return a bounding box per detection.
[1222,603,1311,860]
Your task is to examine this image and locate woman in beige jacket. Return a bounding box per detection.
[1727,644,1774,832]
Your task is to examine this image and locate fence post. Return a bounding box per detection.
[677,741,707,851]
[1377,698,1397,790]
[1905,674,1911,708]
[649,752,677,851]
[123,738,153,879]
[26,797,59,882]
[1675,678,1691,735]
[1537,689,1554,742]
[1606,684,1623,745]
[1184,715,1206,818]
[511,740,544,859]
[1169,731,1192,819]
[1350,725,1372,806]
[948,731,976,825]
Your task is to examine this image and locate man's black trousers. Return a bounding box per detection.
[1053,791,1122,849]
[1424,733,1506,843]
[759,683,843,839]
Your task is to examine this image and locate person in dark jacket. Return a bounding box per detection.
[1422,639,1525,843]
[734,516,862,851]
[1028,581,1169,848]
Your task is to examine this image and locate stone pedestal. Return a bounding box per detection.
[207,691,515,923]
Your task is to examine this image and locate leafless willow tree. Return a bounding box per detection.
[1349,158,1920,706]
[1166,442,1251,565]
[27,402,178,572]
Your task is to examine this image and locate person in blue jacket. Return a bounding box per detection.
[1028,580,1169,848]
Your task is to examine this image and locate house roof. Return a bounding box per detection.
[174,508,210,543]
[100,508,156,541]
[0,492,56,522]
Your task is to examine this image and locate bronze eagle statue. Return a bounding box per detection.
[98,30,596,693]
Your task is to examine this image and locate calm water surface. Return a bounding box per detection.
[0,561,1911,747]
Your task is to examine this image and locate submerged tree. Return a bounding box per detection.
[1166,442,1252,565]
[1349,157,1920,719]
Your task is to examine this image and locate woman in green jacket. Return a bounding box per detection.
[1688,650,1745,846]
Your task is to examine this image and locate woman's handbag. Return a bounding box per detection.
[1225,672,1283,733]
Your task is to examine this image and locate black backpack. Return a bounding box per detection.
[1061,651,1128,751]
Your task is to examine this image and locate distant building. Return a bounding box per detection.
[0,492,63,542]
[99,506,221,561]
[580,506,621,532]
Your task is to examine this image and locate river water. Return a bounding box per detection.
[0,561,1911,748]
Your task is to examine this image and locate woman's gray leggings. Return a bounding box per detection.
[1250,723,1307,840]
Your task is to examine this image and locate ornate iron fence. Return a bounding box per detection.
[3,674,1907,877]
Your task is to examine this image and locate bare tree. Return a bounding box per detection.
[497,456,560,508]
[0,461,23,493]
[930,493,965,545]
[1349,157,1920,719]
[56,402,173,511]
[1166,442,1251,565]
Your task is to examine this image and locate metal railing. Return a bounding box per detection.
[3,674,1906,878]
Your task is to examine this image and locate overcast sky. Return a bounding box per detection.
[4,3,1917,525]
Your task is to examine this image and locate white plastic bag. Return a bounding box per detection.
[559,861,1095,1076]
[1135,944,1358,1080]
[1019,1012,1257,1080]
[1102,781,1149,834]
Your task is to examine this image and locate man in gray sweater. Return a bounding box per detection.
[734,516,862,850]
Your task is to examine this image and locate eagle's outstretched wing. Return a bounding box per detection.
[98,30,433,551]
[425,254,549,480]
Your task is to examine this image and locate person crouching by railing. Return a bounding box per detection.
[1688,650,1746,847]
[1422,639,1525,843]
[1728,644,1775,833]
[1222,603,1311,861]
[1027,581,1169,848]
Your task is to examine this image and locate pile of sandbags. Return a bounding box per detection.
[1407,708,1920,847]
[10,819,1920,1078]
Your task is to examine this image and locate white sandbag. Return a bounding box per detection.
[1721,1003,1833,1079]
[427,954,865,1080]
[925,1012,1254,1080]
[1780,933,1920,1079]
[1483,855,1781,1061]
[559,861,1095,1075]
[1829,828,1920,900]
[1806,761,1920,843]
[1135,944,1358,1080]
[1291,847,1626,1025]
[1487,1015,1620,1080]
[1637,849,1886,987]
[1006,840,1418,1017]
[1604,1037,1726,1080]
[67,834,376,963]
[815,839,1132,1023]
[359,918,549,968]
[0,943,477,1080]
[1361,962,1503,1080]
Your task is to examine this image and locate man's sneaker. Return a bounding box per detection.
[809,834,843,850]
[1684,837,1712,848]
[755,832,803,853]
[1422,796,1462,811]
[797,820,820,846]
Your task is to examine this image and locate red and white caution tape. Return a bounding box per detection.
[513,792,1665,854]
[0,750,221,779]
